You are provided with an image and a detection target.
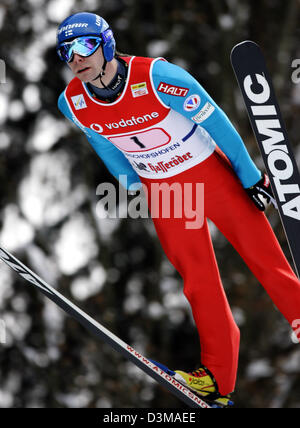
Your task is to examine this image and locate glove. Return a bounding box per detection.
[246,174,278,211]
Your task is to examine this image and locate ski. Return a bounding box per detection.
[0,246,210,409]
[231,41,300,278]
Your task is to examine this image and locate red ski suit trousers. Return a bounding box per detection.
[141,151,300,396]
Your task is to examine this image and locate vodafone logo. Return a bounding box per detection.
[89,112,160,134]
[91,123,104,133]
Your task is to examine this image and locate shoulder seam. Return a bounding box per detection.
[149,58,170,109]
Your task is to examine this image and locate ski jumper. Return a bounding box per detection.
[58,56,300,396]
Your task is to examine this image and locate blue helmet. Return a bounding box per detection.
[56,12,116,62]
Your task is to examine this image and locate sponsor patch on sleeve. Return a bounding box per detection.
[184,94,201,112]
[192,102,215,123]
[157,82,189,97]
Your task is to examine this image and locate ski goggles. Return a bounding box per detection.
[57,36,102,63]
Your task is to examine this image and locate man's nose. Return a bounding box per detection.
[73,53,84,63]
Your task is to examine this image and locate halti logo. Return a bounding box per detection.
[244,74,300,221]
[157,82,189,97]
[71,94,87,110]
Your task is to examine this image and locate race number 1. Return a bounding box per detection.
[109,128,171,152]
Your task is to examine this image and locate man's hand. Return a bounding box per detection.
[246,174,278,211]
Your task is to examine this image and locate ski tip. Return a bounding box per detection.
[231,40,260,58]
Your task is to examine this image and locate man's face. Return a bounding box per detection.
[67,46,104,83]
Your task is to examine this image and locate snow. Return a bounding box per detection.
[246,359,275,380]
[123,294,146,314]
[54,213,99,275]
[0,6,6,30]
[2,312,32,346]
[28,114,69,152]
[8,100,26,121]
[22,84,42,113]
[147,40,170,58]
[279,349,300,373]
[232,307,246,327]
[96,397,113,408]
[0,93,8,125]
[146,302,165,320]
[0,205,35,251]
[0,389,14,408]
[71,265,107,301]
[218,14,235,30]
[0,132,11,150]
[0,266,14,309]
[55,390,93,408]
[19,151,89,228]
[27,244,60,286]
[46,0,74,22]
[23,347,50,368]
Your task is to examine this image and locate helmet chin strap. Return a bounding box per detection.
[92,57,108,89]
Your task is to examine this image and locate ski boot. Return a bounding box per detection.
[150,360,234,408]
[174,366,234,408]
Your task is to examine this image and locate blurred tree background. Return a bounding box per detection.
[0,0,300,409]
